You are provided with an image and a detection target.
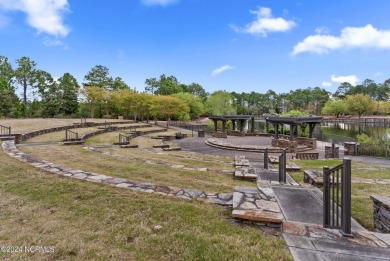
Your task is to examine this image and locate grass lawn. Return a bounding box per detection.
[287,159,390,230]
[19,145,249,193]
[0,150,292,260]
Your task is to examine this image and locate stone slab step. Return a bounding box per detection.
[232,209,283,224]
[120,144,138,148]
[153,144,170,148]
[63,140,85,145]
[163,147,182,151]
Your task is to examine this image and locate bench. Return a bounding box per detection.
[295,152,319,160]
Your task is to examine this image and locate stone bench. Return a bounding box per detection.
[303,170,323,187]
[295,152,319,160]
[120,144,138,148]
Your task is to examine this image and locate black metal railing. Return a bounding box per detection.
[0,125,11,136]
[119,134,130,145]
[263,148,269,170]
[65,129,79,141]
[323,158,352,237]
[357,143,390,159]
[278,149,287,183]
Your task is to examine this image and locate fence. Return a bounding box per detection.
[358,143,390,159]
[323,158,352,237]
[0,125,11,136]
[65,129,79,141]
[312,132,356,145]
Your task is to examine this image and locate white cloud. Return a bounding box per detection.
[231,6,296,37]
[331,75,359,86]
[375,72,382,76]
[292,24,390,55]
[0,0,70,37]
[141,0,178,6]
[322,81,332,87]
[211,65,234,76]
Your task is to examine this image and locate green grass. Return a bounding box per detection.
[0,148,291,260]
[19,145,249,193]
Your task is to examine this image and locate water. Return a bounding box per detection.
[316,122,390,142]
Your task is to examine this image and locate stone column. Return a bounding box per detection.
[232,120,236,131]
[239,120,244,132]
[251,117,255,133]
[309,123,315,138]
[213,120,218,131]
[290,124,294,140]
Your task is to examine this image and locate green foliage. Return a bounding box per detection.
[206,91,236,115]
[172,92,205,119]
[356,134,380,144]
[322,99,347,117]
[345,94,375,118]
[0,79,20,117]
[59,73,80,116]
[282,110,308,117]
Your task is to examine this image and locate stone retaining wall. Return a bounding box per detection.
[370,195,390,233]
[271,139,297,153]
[296,137,317,149]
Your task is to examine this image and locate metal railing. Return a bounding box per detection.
[312,132,356,145]
[65,129,79,141]
[119,134,130,145]
[263,148,269,170]
[323,158,352,237]
[279,149,287,183]
[357,143,390,159]
[0,125,11,135]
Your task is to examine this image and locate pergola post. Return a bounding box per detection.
[274,123,279,139]
[222,120,226,132]
[251,117,255,133]
[232,120,236,131]
[309,123,315,138]
[290,124,294,140]
[213,120,218,131]
[239,120,244,132]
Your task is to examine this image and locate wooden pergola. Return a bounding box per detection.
[265,116,323,140]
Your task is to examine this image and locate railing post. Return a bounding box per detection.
[66,130,68,141]
[341,158,353,237]
[283,149,286,182]
[264,148,269,170]
[323,166,330,227]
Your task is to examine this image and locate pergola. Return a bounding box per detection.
[209,115,255,133]
[265,116,323,140]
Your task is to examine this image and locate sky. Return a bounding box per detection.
[1,0,390,96]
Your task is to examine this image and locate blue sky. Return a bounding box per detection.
[1,0,390,95]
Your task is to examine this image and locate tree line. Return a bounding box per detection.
[1,55,390,119]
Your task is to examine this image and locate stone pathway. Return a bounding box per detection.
[283,222,390,260]
[2,140,233,206]
[83,146,234,175]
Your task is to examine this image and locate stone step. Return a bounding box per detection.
[232,186,283,226]
[0,135,15,141]
[63,140,85,145]
[234,167,257,180]
[120,144,138,148]
[153,144,170,149]
[163,147,182,151]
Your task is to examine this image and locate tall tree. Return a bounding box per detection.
[172,92,205,119]
[334,82,353,99]
[112,77,130,90]
[0,56,14,85]
[58,73,79,116]
[14,56,38,105]
[155,74,183,95]
[144,77,158,94]
[322,99,347,118]
[154,95,189,127]
[84,65,113,89]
